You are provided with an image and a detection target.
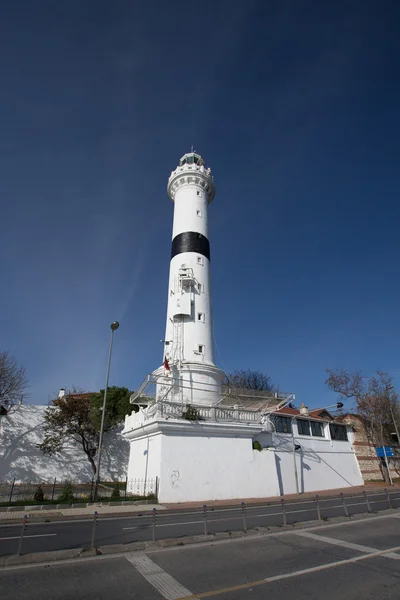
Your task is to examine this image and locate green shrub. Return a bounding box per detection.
[57,482,74,504]
[33,485,45,502]
[252,440,262,452]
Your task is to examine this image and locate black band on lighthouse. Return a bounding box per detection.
[171,231,210,261]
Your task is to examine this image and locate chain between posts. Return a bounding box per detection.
[241,502,247,532]
[203,504,208,535]
[90,511,98,548]
[281,498,287,526]
[152,508,157,541]
[17,514,29,555]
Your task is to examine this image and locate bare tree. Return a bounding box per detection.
[228,369,274,391]
[326,368,399,447]
[0,351,29,410]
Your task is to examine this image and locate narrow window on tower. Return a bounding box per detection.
[198,344,204,354]
[198,312,205,322]
[196,209,202,217]
[197,256,204,266]
[197,190,202,197]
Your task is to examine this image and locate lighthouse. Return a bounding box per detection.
[152,151,225,406]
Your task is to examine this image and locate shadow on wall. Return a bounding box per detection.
[0,405,129,483]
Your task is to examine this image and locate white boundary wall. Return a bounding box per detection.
[0,405,129,483]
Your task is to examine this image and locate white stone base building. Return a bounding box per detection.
[123,388,363,503]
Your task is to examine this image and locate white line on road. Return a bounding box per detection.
[294,530,400,560]
[188,543,400,599]
[0,534,57,541]
[122,501,388,531]
[125,553,192,600]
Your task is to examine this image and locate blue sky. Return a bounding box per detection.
[1,1,400,410]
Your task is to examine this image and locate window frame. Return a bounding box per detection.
[310,420,325,437]
[329,423,348,441]
[271,415,292,434]
[297,419,311,436]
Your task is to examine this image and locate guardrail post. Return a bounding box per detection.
[384,488,393,509]
[203,504,208,535]
[315,495,322,520]
[281,498,287,526]
[363,490,372,513]
[8,477,15,505]
[17,514,28,555]
[241,502,247,532]
[90,511,98,548]
[340,493,350,517]
[152,508,157,541]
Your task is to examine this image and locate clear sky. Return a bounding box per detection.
[1,1,400,410]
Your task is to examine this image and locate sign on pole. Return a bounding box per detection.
[376,446,394,457]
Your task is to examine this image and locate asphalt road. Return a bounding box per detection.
[1,490,400,557]
[2,511,400,599]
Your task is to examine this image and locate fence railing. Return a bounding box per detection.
[0,477,158,505]
[2,488,400,558]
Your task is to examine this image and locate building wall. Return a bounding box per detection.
[158,434,279,503]
[125,418,364,503]
[254,425,363,496]
[0,405,129,483]
[340,415,384,481]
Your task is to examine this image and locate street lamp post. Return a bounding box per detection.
[93,321,119,501]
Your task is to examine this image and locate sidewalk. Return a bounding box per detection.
[0,503,163,522]
[162,481,400,510]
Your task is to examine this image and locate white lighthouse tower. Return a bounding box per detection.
[152,151,225,406]
[122,151,362,504]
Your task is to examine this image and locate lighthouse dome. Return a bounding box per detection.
[179,152,204,167]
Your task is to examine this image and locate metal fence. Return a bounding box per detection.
[0,477,158,505]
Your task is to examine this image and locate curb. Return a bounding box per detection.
[1,507,398,568]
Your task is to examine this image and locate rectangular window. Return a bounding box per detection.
[329,423,348,441]
[198,344,204,354]
[271,415,292,434]
[310,421,325,437]
[197,256,204,265]
[198,312,205,322]
[196,209,202,217]
[297,419,310,436]
[196,191,202,197]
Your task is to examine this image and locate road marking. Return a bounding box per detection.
[146,511,400,557]
[0,534,57,540]
[126,553,192,600]
[123,520,203,530]
[177,543,400,599]
[294,530,400,560]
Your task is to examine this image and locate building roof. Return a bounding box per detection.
[272,407,336,423]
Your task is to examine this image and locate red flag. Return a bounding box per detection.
[163,357,170,371]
